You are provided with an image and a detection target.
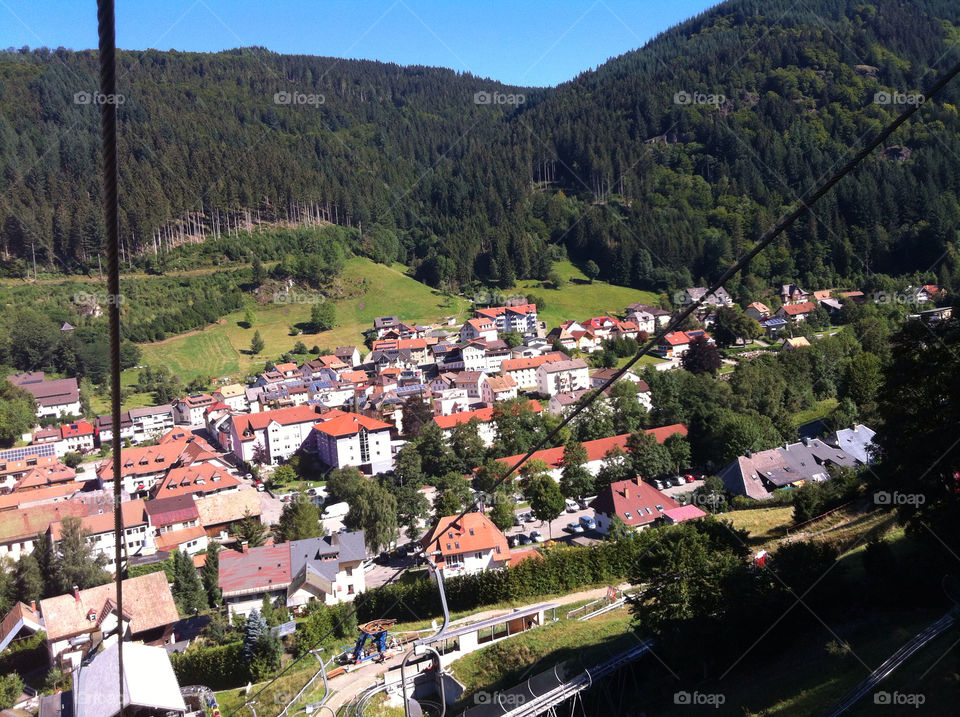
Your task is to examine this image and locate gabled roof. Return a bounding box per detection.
[218,543,291,595]
[539,358,589,374]
[778,301,816,315]
[0,601,42,653]
[590,478,680,527]
[420,512,508,561]
[96,440,198,480]
[49,499,148,541]
[194,489,262,527]
[39,572,178,641]
[154,524,208,551]
[663,505,708,523]
[60,421,95,438]
[747,301,770,314]
[144,494,199,526]
[483,374,517,392]
[0,500,91,544]
[153,462,241,498]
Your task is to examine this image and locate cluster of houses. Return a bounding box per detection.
[718,424,876,499]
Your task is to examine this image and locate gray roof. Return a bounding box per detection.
[540,358,589,374]
[129,404,173,418]
[718,438,861,497]
[74,642,185,717]
[827,424,876,464]
[289,532,367,576]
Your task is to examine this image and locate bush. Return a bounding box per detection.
[170,641,247,690]
[127,557,175,582]
[0,631,47,676]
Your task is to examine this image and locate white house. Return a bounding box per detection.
[500,352,567,391]
[481,374,518,404]
[453,372,486,403]
[460,343,487,372]
[460,317,498,343]
[475,304,538,335]
[228,405,324,465]
[213,384,249,412]
[129,405,176,443]
[312,411,394,474]
[8,373,82,419]
[433,407,498,446]
[172,394,215,425]
[536,359,590,397]
[432,388,472,416]
[419,512,510,576]
[49,499,152,573]
[219,532,368,617]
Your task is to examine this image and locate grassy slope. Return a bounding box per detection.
[516,260,659,329]
[140,258,471,383]
[138,258,663,383]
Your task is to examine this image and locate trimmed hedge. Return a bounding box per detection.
[170,641,247,690]
[356,538,642,622]
[0,631,47,676]
[127,557,175,582]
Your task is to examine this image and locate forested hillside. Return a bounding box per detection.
[2,0,960,297]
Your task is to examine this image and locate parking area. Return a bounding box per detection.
[505,503,602,547]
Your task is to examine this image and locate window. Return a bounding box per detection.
[347,584,355,595]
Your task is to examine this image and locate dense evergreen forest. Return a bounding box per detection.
[2,0,960,296]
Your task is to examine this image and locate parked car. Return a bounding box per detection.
[507,535,519,548]
[579,515,597,530]
[653,479,665,490]
[565,521,584,534]
[517,533,532,546]
[514,514,524,526]
[254,480,265,492]
[576,497,589,509]
[565,499,579,513]
[530,530,545,543]
[669,475,683,487]
[684,474,696,483]
[524,513,537,523]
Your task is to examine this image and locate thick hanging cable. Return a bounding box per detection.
[96,0,125,710]
[228,50,960,717]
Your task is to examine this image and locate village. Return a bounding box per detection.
[0,275,938,715]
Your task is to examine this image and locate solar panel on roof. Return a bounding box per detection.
[0,443,55,462]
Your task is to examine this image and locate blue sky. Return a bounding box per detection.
[0,0,717,87]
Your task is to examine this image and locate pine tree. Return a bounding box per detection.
[242,609,268,663]
[13,554,43,605]
[172,550,208,616]
[56,516,110,594]
[236,510,267,547]
[202,541,222,607]
[250,330,265,355]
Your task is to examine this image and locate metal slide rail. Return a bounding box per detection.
[277,650,331,717]
[577,598,626,621]
[821,611,956,717]
[500,640,653,717]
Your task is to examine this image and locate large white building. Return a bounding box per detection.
[475,304,539,334]
[536,358,590,397]
[228,405,325,465]
[312,411,394,474]
[499,352,568,391]
[8,373,82,419]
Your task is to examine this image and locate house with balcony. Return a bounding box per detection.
[49,499,152,573]
[228,404,325,465]
[460,317,498,343]
[172,394,215,425]
[500,352,567,391]
[481,374,518,404]
[475,303,539,335]
[312,411,394,474]
[536,359,590,397]
[218,532,368,616]
[420,512,509,576]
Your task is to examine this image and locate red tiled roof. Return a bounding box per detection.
[495,425,688,471]
[420,512,508,563]
[590,478,680,527]
[155,525,207,551]
[232,405,324,441]
[663,505,708,523]
[500,353,567,373]
[218,543,292,595]
[778,301,816,315]
[153,463,241,498]
[49,499,148,541]
[144,494,199,527]
[433,400,542,430]
[60,421,95,438]
[313,412,392,437]
[0,481,78,509]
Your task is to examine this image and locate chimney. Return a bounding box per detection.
[30,601,36,612]
[72,586,80,602]
[624,485,630,499]
[330,532,340,546]
[745,450,752,458]
[240,541,249,553]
